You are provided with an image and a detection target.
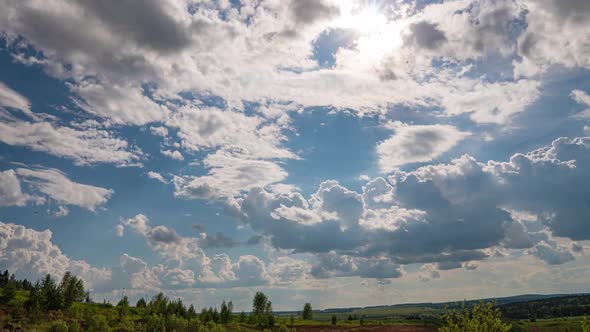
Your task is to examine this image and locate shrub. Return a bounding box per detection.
[440,302,511,332]
[47,320,68,332]
[145,314,166,332]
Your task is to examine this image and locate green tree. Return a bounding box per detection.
[187,304,197,319]
[582,316,590,332]
[145,314,166,332]
[136,297,147,308]
[302,302,313,320]
[0,280,16,304]
[25,283,43,323]
[60,272,85,308]
[167,314,189,331]
[331,314,337,325]
[220,300,233,323]
[253,292,268,316]
[239,311,247,322]
[252,292,274,327]
[116,296,130,321]
[42,274,63,310]
[440,302,511,332]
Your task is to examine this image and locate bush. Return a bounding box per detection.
[440,302,511,332]
[145,314,166,332]
[68,321,81,332]
[47,320,68,332]
[88,314,110,332]
[167,314,189,331]
[279,323,289,332]
[582,316,590,332]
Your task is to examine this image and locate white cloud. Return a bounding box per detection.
[161,149,184,161]
[173,151,288,200]
[571,89,590,119]
[149,126,168,137]
[16,167,113,212]
[528,242,575,265]
[228,136,590,273]
[515,0,590,77]
[377,122,470,173]
[115,224,124,237]
[0,170,31,207]
[418,264,441,282]
[0,222,111,290]
[167,106,295,160]
[0,116,143,166]
[0,81,34,118]
[71,81,169,125]
[147,171,168,184]
[357,174,370,181]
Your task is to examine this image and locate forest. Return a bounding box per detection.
[0,270,589,332]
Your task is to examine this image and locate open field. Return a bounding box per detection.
[291,325,437,332]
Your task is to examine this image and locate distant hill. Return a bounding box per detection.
[276,293,589,321]
[499,294,590,319]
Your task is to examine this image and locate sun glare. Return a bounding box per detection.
[332,3,401,64]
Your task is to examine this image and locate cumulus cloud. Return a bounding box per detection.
[528,242,575,265]
[0,0,541,128]
[0,222,111,290]
[377,123,470,173]
[121,214,305,288]
[228,136,590,272]
[289,0,339,25]
[173,151,288,200]
[161,149,184,161]
[404,21,447,50]
[418,264,441,282]
[515,0,590,77]
[149,126,168,137]
[311,252,402,280]
[71,81,169,125]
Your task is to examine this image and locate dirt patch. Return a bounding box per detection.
[293,325,437,332]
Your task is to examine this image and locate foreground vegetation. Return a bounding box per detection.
[0,270,588,331]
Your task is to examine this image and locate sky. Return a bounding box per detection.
[0,0,589,311]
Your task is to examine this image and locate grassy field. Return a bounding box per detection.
[511,316,587,332]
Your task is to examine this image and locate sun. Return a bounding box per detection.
[331,2,401,64]
[336,5,387,36]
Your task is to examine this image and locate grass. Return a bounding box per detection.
[512,316,587,332]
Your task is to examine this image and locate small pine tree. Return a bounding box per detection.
[136,297,147,308]
[331,314,337,325]
[0,280,16,304]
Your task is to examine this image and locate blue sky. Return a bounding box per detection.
[0,0,589,311]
